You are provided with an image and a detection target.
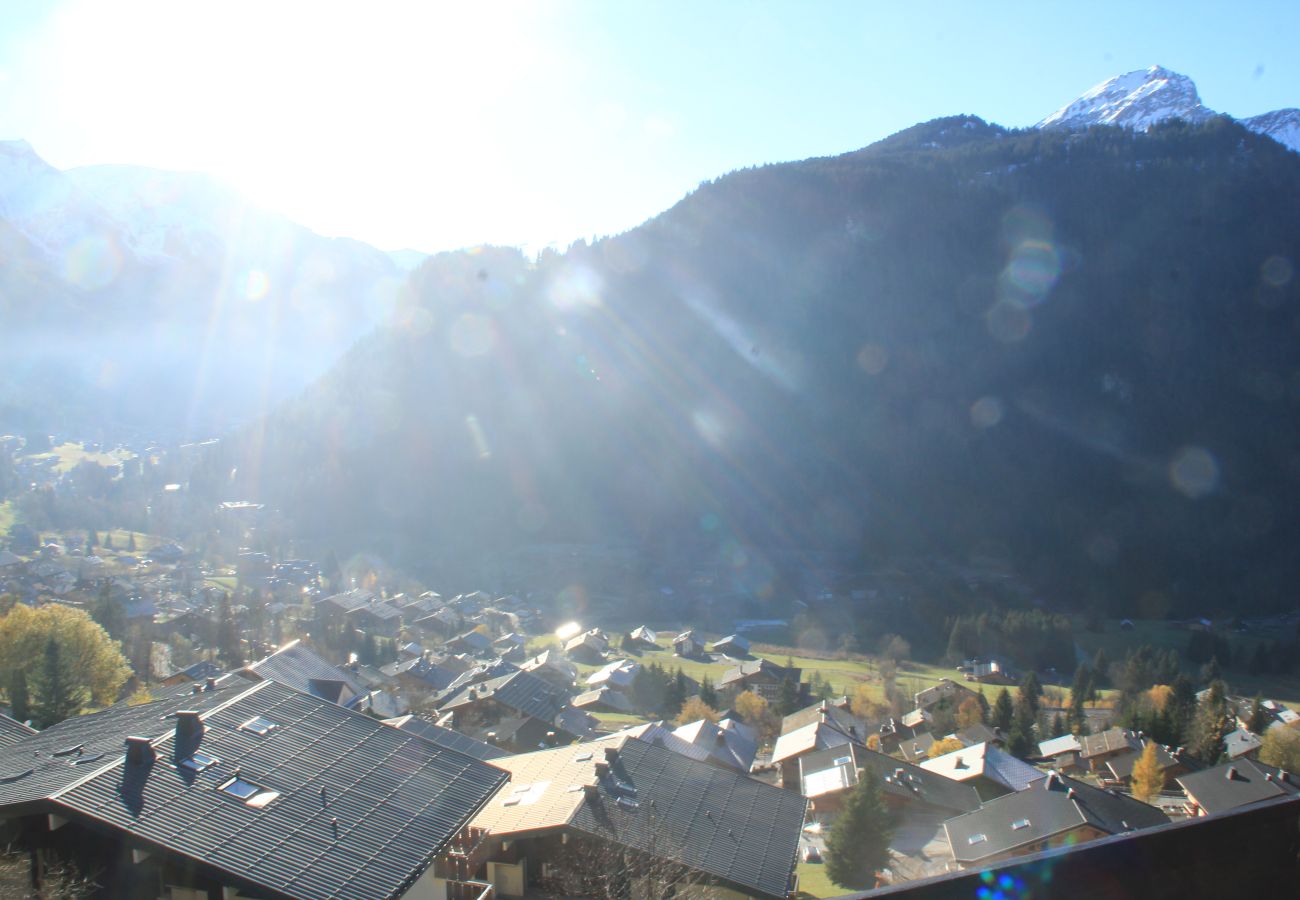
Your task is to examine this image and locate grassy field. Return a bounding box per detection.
[26,442,135,474]
[794,862,841,899]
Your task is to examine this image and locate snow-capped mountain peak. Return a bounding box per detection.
[1037,65,1212,132]
[1037,65,1300,153]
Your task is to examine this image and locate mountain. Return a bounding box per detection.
[1038,65,1300,152]
[0,141,405,437]
[198,113,1300,622]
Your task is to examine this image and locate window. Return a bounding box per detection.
[180,751,220,773]
[833,755,852,766]
[240,716,279,736]
[219,776,279,807]
[967,833,987,845]
[1012,819,1031,830]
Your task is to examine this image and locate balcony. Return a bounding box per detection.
[444,878,495,900]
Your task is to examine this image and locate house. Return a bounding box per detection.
[563,628,609,664]
[1177,760,1300,816]
[518,649,578,691]
[493,632,527,660]
[1036,733,1085,772]
[627,625,658,648]
[672,629,704,658]
[458,736,805,900]
[1102,741,1188,786]
[897,732,937,763]
[955,723,1006,748]
[0,678,506,900]
[585,658,640,692]
[236,639,365,708]
[602,718,759,774]
[711,634,751,657]
[965,659,1017,685]
[944,771,1169,868]
[382,655,460,693]
[437,670,597,751]
[719,658,803,703]
[572,686,635,714]
[771,711,863,789]
[1079,727,1144,773]
[914,678,980,710]
[445,629,497,657]
[781,700,866,738]
[1223,728,1263,761]
[919,741,1046,800]
[160,659,224,687]
[799,743,980,818]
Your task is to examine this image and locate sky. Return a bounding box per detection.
[1,0,1297,254]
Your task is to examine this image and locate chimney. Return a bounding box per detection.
[894,768,905,779]
[175,710,203,743]
[125,736,156,766]
[849,725,859,739]
[1225,766,1238,780]
[205,677,217,692]
[603,746,619,764]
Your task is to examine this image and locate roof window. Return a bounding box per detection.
[967,833,987,845]
[219,776,279,807]
[240,716,280,736]
[180,751,220,773]
[1012,819,1031,830]
[833,755,852,766]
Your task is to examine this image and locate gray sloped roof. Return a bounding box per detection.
[799,743,980,815]
[239,640,364,705]
[568,737,805,900]
[35,681,506,900]
[1177,759,1300,815]
[0,713,36,748]
[382,714,509,762]
[944,771,1169,864]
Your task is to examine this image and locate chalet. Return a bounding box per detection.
[944,771,1169,868]
[454,736,805,900]
[585,658,640,692]
[437,670,597,752]
[627,625,658,648]
[1102,741,1188,787]
[955,723,1006,749]
[382,714,509,761]
[1223,728,1263,761]
[1177,760,1300,816]
[563,628,609,664]
[781,700,865,738]
[445,629,496,657]
[572,686,635,714]
[711,634,751,657]
[518,649,578,691]
[236,639,365,709]
[799,743,980,818]
[0,679,506,900]
[919,741,1046,800]
[965,659,1016,685]
[914,678,980,710]
[719,658,802,703]
[492,632,527,660]
[382,655,460,693]
[897,732,936,763]
[771,711,862,789]
[1079,727,1143,773]
[1036,733,1085,773]
[672,629,705,658]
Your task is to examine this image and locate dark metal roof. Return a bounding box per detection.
[440,670,566,722]
[1176,759,1300,815]
[0,712,36,748]
[799,744,980,815]
[0,680,506,900]
[1105,743,1178,782]
[719,658,799,688]
[779,700,864,737]
[944,771,1169,864]
[385,715,509,762]
[568,738,805,900]
[240,640,365,704]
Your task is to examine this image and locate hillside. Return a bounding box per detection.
[196,116,1300,618]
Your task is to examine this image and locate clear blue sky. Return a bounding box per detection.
[0,1,1296,253]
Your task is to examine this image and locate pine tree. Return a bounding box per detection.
[91,580,126,642]
[103,531,114,551]
[1188,679,1231,765]
[6,669,29,722]
[33,636,86,727]
[1248,695,1269,735]
[1131,741,1165,803]
[1091,648,1110,687]
[699,676,718,709]
[1018,672,1043,718]
[992,688,1014,732]
[217,592,243,668]
[664,668,687,716]
[775,673,799,716]
[1009,692,1037,757]
[824,767,893,890]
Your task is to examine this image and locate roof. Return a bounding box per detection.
[1224,729,1263,759]
[380,657,458,691]
[440,671,595,740]
[771,720,857,765]
[1038,734,1083,758]
[919,742,1047,792]
[0,680,506,900]
[780,700,865,738]
[629,626,657,643]
[585,658,639,689]
[317,588,374,613]
[945,771,1169,865]
[238,640,364,706]
[518,649,576,680]
[719,658,799,688]
[1177,760,1300,815]
[670,718,758,773]
[569,738,804,899]
[1080,727,1140,759]
[799,743,980,815]
[956,723,1004,746]
[572,687,634,713]
[1105,743,1179,782]
[381,714,508,762]
[711,634,750,652]
[0,712,36,748]
[897,732,936,762]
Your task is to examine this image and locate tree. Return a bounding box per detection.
[7,669,29,722]
[774,673,799,717]
[1131,741,1165,803]
[851,682,886,721]
[127,531,137,553]
[0,604,130,709]
[676,696,719,725]
[825,767,893,889]
[698,676,718,709]
[877,634,911,664]
[90,580,126,643]
[955,695,985,730]
[1188,679,1232,765]
[217,592,243,668]
[664,668,687,715]
[734,690,779,744]
[1259,727,1300,772]
[992,688,1014,732]
[928,736,963,758]
[1248,695,1269,735]
[33,635,87,727]
[1009,692,1037,758]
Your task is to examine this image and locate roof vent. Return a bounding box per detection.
[191,684,203,695]
[1066,788,1078,800]
[894,768,905,779]
[1225,766,1239,780]
[1265,773,1274,782]
[604,746,619,764]
[205,677,217,692]
[125,736,155,766]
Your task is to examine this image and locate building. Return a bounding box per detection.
[919,742,1046,800]
[672,629,705,658]
[799,743,980,818]
[382,713,510,762]
[437,670,597,752]
[711,634,751,657]
[1223,728,1263,761]
[563,629,609,664]
[771,710,863,789]
[718,658,802,703]
[456,736,805,900]
[0,679,506,900]
[914,678,980,711]
[1079,727,1143,773]
[944,771,1169,868]
[518,649,578,691]
[584,658,640,692]
[236,639,367,708]
[1177,760,1300,816]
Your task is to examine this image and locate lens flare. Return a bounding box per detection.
[244,269,270,300]
[62,234,123,290]
[450,313,495,356]
[1169,446,1218,498]
[856,343,889,375]
[1261,255,1294,287]
[970,396,1004,429]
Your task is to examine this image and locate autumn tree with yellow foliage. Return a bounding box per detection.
[1131,741,1165,803]
[676,695,720,725]
[927,737,964,758]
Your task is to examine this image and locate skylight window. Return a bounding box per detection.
[180,751,220,772]
[219,776,279,808]
[240,716,280,736]
[1012,819,1031,830]
[573,752,593,762]
[833,755,852,766]
[967,833,987,845]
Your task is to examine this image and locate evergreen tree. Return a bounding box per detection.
[1018,672,1043,718]
[1188,679,1231,765]
[1168,673,1198,745]
[91,580,126,643]
[992,687,1014,732]
[1051,711,1066,737]
[699,675,718,709]
[1248,695,1269,735]
[217,592,243,668]
[1199,655,1223,687]
[6,669,29,722]
[1091,648,1110,687]
[664,667,687,716]
[33,636,86,727]
[824,768,893,890]
[127,532,137,553]
[1009,692,1037,758]
[103,531,114,551]
[775,673,799,717]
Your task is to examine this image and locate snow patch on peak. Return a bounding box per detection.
[1240,108,1300,153]
[1037,65,1212,132]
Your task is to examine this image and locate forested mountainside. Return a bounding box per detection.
[196,115,1300,617]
